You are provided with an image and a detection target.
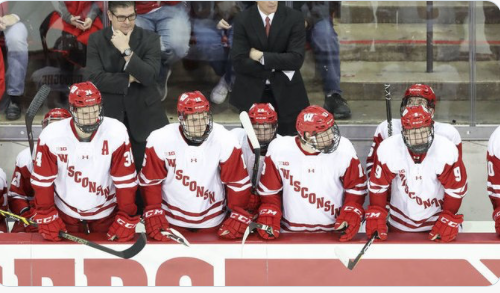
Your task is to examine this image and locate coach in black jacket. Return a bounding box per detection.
[230,1,309,135]
[86,1,168,173]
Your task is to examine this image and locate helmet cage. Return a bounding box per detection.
[299,123,341,154]
[70,104,103,133]
[402,124,434,154]
[179,111,213,144]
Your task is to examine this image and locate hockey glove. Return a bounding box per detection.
[218,207,252,239]
[365,205,388,241]
[21,208,38,233]
[334,202,365,242]
[107,211,140,242]
[33,207,67,241]
[429,210,463,243]
[247,192,261,214]
[143,206,171,242]
[256,204,282,240]
[493,207,500,236]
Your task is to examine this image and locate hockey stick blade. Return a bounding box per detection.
[335,231,378,270]
[0,209,147,259]
[161,229,190,247]
[25,84,51,154]
[60,232,147,259]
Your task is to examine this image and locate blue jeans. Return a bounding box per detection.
[308,19,341,95]
[5,22,28,96]
[135,4,191,66]
[189,18,233,83]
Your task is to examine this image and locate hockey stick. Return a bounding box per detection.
[25,84,51,155]
[0,209,147,259]
[239,111,261,193]
[334,231,378,270]
[161,228,190,247]
[241,221,275,256]
[384,84,392,137]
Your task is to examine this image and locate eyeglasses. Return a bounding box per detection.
[111,11,137,22]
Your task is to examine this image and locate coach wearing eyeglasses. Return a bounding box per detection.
[86,1,168,214]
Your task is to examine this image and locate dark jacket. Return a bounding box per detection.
[230,3,309,121]
[85,26,168,142]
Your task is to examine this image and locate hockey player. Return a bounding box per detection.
[487,125,500,236]
[256,105,368,241]
[139,91,252,241]
[0,167,8,232]
[31,82,139,242]
[366,84,462,177]
[9,108,72,233]
[367,105,467,242]
[231,103,278,212]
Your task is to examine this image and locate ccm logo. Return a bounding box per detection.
[117,218,138,229]
[344,206,363,217]
[365,212,381,218]
[35,214,58,224]
[259,209,277,216]
[144,209,164,218]
[230,213,251,224]
[494,211,500,221]
[440,217,459,228]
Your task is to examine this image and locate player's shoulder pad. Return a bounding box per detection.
[488,125,500,158]
[38,117,70,144]
[211,123,240,148]
[230,128,247,145]
[430,134,459,165]
[145,123,177,148]
[101,117,130,138]
[16,147,33,168]
[376,134,406,163]
[434,121,462,145]
[267,135,293,155]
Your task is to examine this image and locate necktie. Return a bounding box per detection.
[265,16,271,37]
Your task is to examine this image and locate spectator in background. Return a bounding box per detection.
[55,1,103,46]
[187,1,244,104]
[231,1,309,136]
[0,1,29,121]
[86,1,169,214]
[135,1,191,101]
[294,1,351,119]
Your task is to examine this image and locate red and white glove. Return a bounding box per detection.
[33,207,67,241]
[493,207,500,236]
[429,210,463,243]
[334,202,364,242]
[247,193,261,213]
[256,204,281,240]
[107,211,140,242]
[365,205,388,241]
[143,206,171,242]
[218,207,252,239]
[21,209,38,233]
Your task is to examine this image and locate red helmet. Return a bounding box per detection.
[401,84,436,114]
[248,103,278,125]
[296,105,340,153]
[69,81,102,108]
[68,81,103,133]
[177,91,210,117]
[177,91,212,144]
[42,108,71,128]
[401,105,433,130]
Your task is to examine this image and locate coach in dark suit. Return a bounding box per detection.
[230,1,309,135]
[86,2,168,213]
[86,1,168,169]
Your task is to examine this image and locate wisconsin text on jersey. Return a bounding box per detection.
[280,168,341,217]
[398,170,444,209]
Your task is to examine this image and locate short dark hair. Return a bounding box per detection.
[108,1,135,14]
